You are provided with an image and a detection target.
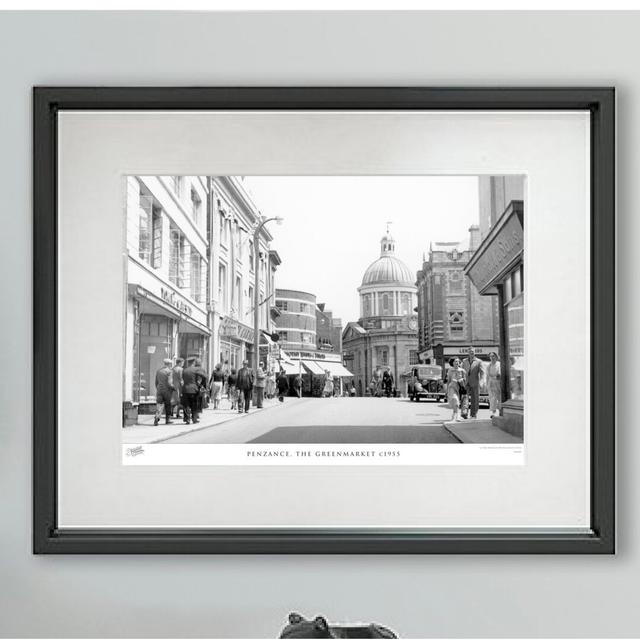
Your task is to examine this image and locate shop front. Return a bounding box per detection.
[283,350,353,397]
[126,282,210,419]
[465,200,524,436]
[218,316,254,370]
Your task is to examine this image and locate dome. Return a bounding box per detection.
[362,255,414,286]
[361,230,414,286]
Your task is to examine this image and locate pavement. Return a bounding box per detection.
[443,418,523,444]
[122,397,284,444]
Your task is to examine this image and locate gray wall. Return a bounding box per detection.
[0,10,632,638]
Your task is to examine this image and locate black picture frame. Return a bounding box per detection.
[33,87,615,554]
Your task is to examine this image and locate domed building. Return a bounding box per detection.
[343,231,420,396]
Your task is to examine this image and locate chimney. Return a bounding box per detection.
[468,224,481,251]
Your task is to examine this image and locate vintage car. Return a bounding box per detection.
[406,364,446,402]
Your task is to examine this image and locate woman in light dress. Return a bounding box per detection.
[487,351,502,416]
[447,357,466,422]
[322,371,334,398]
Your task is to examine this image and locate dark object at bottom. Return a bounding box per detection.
[280,613,397,639]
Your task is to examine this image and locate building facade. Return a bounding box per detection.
[316,303,343,353]
[124,175,210,412]
[210,177,279,372]
[342,232,419,396]
[415,226,500,370]
[274,288,317,351]
[466,175,525,435]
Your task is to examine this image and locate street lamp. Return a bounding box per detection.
[253,216,283,400]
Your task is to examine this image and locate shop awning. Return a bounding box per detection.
[322,361,354,377]
[281,361,301,375]
[302,360,327,375]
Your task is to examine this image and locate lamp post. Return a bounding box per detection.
[253,216,283,401]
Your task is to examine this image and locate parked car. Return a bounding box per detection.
[406,364,446,402]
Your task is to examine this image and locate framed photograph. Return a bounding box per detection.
[34,87,615,553]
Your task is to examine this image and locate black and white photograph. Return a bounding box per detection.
[122,174,525,460]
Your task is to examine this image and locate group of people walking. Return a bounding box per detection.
[153,358,309,425]
[446,348,502,422]
[153,357,208,426]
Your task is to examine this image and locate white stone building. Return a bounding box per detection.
[124,175,210,412]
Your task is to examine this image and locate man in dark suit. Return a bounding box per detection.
[462,347,484,419]
[181,358,208,424]
[236,360,254,414]
[154,358,175,426]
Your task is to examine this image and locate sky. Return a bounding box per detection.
[243,176,480,323]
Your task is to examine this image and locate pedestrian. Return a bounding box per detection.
[487,351,502,417]
[322,370,334,398]
[255,362,267,408]
[171,357,184,419]
[236,360,254,414]
[265,368,276,399]
[276,369,289,402]
[462,347,484,419]
[227,367,238,411]
[349,381,356,397]
[181,358,208,424]
[293,373,303,398]
[209,363,224,410]
[447,357,466,422]
[153,358,175,426]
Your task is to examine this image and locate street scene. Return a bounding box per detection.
[122,175,524,448]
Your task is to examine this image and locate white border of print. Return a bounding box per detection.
[57,110,589,529]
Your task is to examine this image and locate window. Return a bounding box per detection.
[279,331,288,343]
[190,251,205,302]
[276,300,288,312]
[449,271,463,293]
[151,208,162,268]
[449,311,464,338]
[248,285,254,319]
[409,350,420,365]
[190,188,202,225]
[171,176,183,198]
[401,293,410,315]
[218,263,227,311]
[382,293,390,315]
[138,195,153,263]
[169,226,190,289]
[380,348,389,365]
[235,276,242,317]
[249,240,255,269]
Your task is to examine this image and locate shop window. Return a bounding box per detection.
[190,188,201,225]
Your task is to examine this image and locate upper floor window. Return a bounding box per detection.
[449,271,463,294]
[171,176,183,198]
[448,311,464,338]
[218,263,227,310]
[249,240,255,269]
[138,195,163,269]
[169,225,189,289]
[190,251,205,303]
[190,188,202,226]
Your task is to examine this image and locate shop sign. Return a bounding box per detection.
[466,213,523,293]
[287,350,341,362]
[220,316,254,342]
[160,287,193,317]
[442,345,498,355]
